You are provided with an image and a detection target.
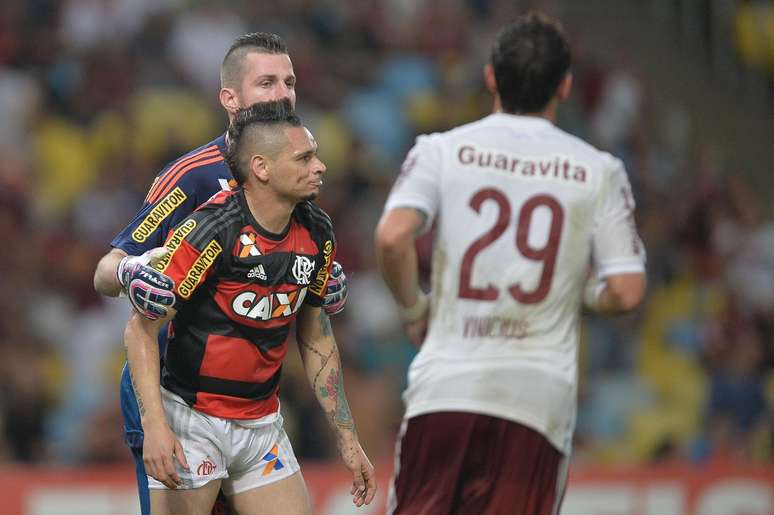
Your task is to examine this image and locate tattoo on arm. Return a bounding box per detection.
[299,309,354,432]
[128,365,146,417]
[319,368,355,430]
[318,310,332,337]
[298,336,335,392]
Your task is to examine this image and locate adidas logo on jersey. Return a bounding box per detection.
[248,265,267,280]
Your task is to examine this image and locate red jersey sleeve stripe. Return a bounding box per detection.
[147,154,225,204]
[149,145,218,195]
[146,146,220,202]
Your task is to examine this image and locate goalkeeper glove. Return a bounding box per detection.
[117,248,176,320]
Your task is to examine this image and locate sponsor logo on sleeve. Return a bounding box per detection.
[131,187,188,243]
[309,240,333,297]
[177,239,222,299]
[153,219,197,273]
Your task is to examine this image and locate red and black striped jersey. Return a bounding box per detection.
[153,188,336,420]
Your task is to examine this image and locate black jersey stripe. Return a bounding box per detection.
[189,198,241,248]
[198,372,281,400]
[294,201,333,236]
[177,302,291,348]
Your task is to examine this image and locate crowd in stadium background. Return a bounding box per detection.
[0,0,771,476]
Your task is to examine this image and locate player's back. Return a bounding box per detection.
[389,113,643,451]
[426,113,609,361]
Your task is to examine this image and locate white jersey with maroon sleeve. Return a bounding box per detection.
[384,113,645,453]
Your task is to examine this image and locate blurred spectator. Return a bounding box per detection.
[0,0,770,470]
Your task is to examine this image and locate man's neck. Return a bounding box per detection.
[244,185,295,235]
[493,96,559,123]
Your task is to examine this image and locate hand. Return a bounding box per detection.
[323,261,348,315]
[337,436,377,507]
[143,420,190,489]
[405,313,429,348]
[117,248,176,320]
[399,290,429,348]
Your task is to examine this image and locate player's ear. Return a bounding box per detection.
[250,154,270,183]
[557,72,573,103]
[484,63,497,94]
[219,87,239,117]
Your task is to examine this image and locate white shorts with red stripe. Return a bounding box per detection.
[147,388,300,495]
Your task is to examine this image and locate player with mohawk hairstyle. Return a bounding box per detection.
[126,99,375,514]
[93,32,349,515]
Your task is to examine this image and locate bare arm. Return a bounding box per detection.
[94,248,127,296]
[374,207,429,345]
[124,308,188,488]
[598,273,646,312]
[374,208,425,309]
[586,272,646,313]
[296,305,376,507]
[124,311,167,426]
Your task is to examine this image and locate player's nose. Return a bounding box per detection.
[314,158,327,175]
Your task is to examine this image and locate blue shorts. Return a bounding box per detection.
[130,447,151,515]
[121,327,162,515]
[121,362,144,448]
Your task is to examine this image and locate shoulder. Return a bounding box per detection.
[293,201,334,243]
[184,189,242,248]
[407,117,511,161]
[544,125,624,171]
[146,137,228,203]
[426,115,503,144]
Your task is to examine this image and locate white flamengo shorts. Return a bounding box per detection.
[147,388,300,495]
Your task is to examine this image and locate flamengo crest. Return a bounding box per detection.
[292,256,315,285]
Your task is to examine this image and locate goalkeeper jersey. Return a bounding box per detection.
[384,113,646,453]
[111,134,235,256]
[156,188,335,420]
[112,134,235,446]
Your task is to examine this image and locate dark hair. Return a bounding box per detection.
[220,32,289,88]
[225,99,301,184]
[490,12,571,114]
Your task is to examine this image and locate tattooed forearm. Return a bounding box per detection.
[318,310,332,337]
[298,335,326,360]
[319,368,355,430]
[298,308,355,435]
[128,365,146,417]
[299,336,335,391]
